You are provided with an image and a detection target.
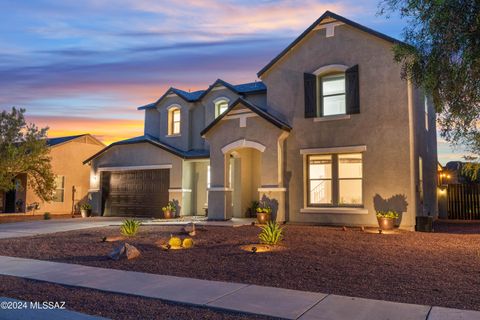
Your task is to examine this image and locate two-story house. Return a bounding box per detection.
[84,11,438,229]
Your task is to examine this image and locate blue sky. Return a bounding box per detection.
[0,0,468,163]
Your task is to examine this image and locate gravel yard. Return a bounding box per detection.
[0,222,479,311]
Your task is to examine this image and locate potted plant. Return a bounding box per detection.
[376,210,399,231]
[249,201,260,218]
[80,203,92,218]
[162,201,176,219]
[256,202,272,224]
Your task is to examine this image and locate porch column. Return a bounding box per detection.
[207,152,233,220]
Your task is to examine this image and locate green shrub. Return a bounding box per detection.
[43,212,51,220]
[80,203,92,210]
[120,219,141,237]
[376,210,399,219]
[258,221,283,245]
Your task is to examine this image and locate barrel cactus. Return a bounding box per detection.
[168,236,182,247]
[182,238,194,248]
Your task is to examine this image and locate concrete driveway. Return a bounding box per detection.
[0,217,124,239]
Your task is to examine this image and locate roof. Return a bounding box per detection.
[257,10,404,77]
[46,134,89,147]
[138,80,266,110]
[200,97,291,136]
[83,135,209,164]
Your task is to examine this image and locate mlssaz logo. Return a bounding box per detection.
[30,301,66,310]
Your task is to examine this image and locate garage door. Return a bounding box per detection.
[101,169,169,217]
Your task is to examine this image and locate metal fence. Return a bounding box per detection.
[447,184,480,220]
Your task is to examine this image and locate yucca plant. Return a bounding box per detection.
[120,219,141,237]
[258,221,283,245]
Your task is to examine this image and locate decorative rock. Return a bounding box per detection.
[342,226,347,231]
[360,226,365,232]
[102,236,125,242]
[108,243,140,260]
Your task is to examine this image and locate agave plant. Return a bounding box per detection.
[120,219,141,237]
[258,221,283,245]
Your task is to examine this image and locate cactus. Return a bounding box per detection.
[168,236,182,247]
[120,219,141,237]
[258,221,283,245]
[182,238,194,248]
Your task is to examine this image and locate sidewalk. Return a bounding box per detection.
[0,217,124,239]
[0,255,479,320]
[0,297,108,320]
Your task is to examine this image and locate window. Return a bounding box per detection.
[168,107,181,135]
[307,153,363,207]
[215,99,229,118]
[320,73,346,116]
[53,176,65,202]
[338,154,362,205]
[308,155,332,204]
[424,95,429,131]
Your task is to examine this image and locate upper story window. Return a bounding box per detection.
[168,106,181,135]
[304,64,359,118]
[320,73,346,116]
[214,98,229,118]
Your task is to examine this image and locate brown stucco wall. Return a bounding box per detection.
[26,138,104,215]
[261,24,421,228]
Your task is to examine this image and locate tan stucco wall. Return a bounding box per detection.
[261,24,420,228]
[26,139,104,214]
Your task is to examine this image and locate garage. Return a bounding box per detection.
[101,169,169,217]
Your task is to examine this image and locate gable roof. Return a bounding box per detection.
[200,97,291,137]
[46,134,104,148]
[138,80,266,110]
[83,135,209,164]
[257,10,404,77]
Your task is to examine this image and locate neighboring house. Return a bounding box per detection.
[84,11,438,229]
[0,134,105,215]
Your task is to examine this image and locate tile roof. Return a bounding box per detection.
[46,134,87,147]
[83,135,209,164]
[200,97,291,136]
[137,80,266,110]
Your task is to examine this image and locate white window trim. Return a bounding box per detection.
[300,207,368,214]
[53,175,65,203]
[214,97,230,118]
[314,114,351,122]
[313,64,349,76]
[300,145,367,155]
[167,105,181,136]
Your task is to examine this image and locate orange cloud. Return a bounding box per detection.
[27,115,144,146]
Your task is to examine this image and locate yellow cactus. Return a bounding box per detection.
[182,238,194,248]
[168,236,182,247]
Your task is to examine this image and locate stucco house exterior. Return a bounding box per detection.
[84,11,438,229]
[0,134,105,215]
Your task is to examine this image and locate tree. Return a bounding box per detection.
[378,0,480,153]
[0,108,56,202]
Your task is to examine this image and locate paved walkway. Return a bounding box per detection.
[1,256,479,320]
[0,217,124,239]
[0,297,108,320]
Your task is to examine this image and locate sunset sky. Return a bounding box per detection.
[0,0,469,164]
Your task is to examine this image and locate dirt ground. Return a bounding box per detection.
[0,222,479,311]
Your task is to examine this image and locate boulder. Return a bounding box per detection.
[108,243,140,260]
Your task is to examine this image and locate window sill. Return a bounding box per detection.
[313,114,350,122]
[300,207,368,215]
[166,134,181,137]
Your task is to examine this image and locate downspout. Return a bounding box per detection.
[407,79,418,229]
[277,131,290,187]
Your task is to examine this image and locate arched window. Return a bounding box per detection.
[214,97,230,118]
[318,72,346,116]
[168,106,181,135]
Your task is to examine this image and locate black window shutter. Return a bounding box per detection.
[304,73,317,118]
[346,65,360,114]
